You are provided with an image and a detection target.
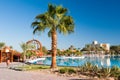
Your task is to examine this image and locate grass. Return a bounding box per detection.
[13,63,120,79]
[14,64,77,71]
[14,64,50,71]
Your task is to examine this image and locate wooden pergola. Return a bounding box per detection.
[0,46,13,63]
[26,39,43,57]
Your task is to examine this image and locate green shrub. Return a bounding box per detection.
[100,67,111,78]
[59,68,68,74]
[84,62,93,71]
[92,65,99,73]
[111,66,120,78]
[59,67,76,74]
[68,68,76,74]
[79,66,87,72]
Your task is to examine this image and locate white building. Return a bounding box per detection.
[100,43,110,51]
[85,41,110,52]
[92,41,110,51]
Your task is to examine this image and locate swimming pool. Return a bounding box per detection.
[35,56,120,68]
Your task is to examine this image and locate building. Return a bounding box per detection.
[92,41,110,51]
[0,46,21,63]
[83,41,110,53]
[100,43,110,51]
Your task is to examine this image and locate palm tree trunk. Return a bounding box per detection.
[51,30,57,68]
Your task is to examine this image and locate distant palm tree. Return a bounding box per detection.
[0,42,5,49]
[42,46,48,55]
[32,4,74,68]
[10,46,13,49]
[20,43,30,62]
[110,45,120,55]
[69,45,74,50]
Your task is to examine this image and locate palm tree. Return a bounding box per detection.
[69,45,74,50]
[42,46,48,55]
[110,45,120,55]
[20,42,36,61]
[32,4,74,68]
[0,42,5,49]
[20,43,30,62]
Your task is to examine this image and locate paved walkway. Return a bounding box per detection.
[0,62,80,80]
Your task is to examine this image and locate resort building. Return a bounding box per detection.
[82,41,110,54]
[0,46,21,63]
[92,41,110,51]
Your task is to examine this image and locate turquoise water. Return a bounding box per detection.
[35,56,120,68]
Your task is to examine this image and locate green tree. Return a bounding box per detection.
[32,4,74,68]
[20,43,29,62]
[0,42,5,49]
[10,46,13,49]
[26,50,36,59]
[20,42,36,61]
[110,45,120,55]
[57,49,61,56]
[69,45,74,50]
[42,46,48,55]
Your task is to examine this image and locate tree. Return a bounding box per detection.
[32,4,74,68]
[10,46,13,49]
[110,45,120,55]
[20,43,29,62]
[69,45,74,50]
[0,42,5,49]
[20,42,37,61]
[81,44,105,54]
[26,50,36,59]
[42,46,48,55]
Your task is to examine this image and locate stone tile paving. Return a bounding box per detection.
[0,62,80,80]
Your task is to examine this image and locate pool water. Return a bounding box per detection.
[35,56,120,68]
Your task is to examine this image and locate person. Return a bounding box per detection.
[6,57,10,68]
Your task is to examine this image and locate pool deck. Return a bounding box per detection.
[0,62,82,80]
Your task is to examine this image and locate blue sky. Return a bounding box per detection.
[0,0,120,52]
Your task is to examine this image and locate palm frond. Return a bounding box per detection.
[48,4,56,18]
[57,15,74,35]
[57,5,67,14]
[32,22,47,34]
[31,4,74,36]
[48,30,52,37]
[31,21,39,28]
